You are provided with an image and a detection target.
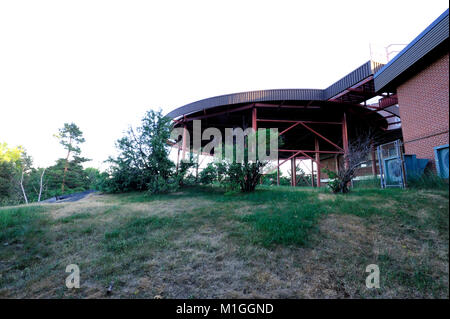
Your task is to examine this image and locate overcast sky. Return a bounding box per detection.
[0,0,448,169]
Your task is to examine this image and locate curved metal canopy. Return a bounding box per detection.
[166,60,384,119]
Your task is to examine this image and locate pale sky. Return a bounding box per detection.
[0,0,448,169]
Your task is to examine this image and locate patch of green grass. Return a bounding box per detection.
[0,205,51,278]
[102,215,178,253]
[352,177,381,189]
[0,206,49,243]
[241,203,324,247]
[211,187,324,247]
[113,186,216,204]
[407,173,449,190]
[377,253,446,297]
[58,212,92,223]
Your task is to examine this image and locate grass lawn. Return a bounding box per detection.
[0,185,448,298]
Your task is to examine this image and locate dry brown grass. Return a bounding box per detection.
[0,186,448,299]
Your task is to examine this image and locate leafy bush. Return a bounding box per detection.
[147,175,179,195]
[323,168,341,193]
[103,110,176,194]
[176,156,196,186]
[217,161,266,192]
[198,163,217,185]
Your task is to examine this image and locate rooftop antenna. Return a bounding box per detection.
[384,43,407,62]
[369,43,407,64]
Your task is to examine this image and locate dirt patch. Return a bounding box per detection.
[125,198,216,217]
[318,193,335,201]
[319,214,371,245]
[50,200,115,219]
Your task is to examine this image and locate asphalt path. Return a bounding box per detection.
[41,190,97,203]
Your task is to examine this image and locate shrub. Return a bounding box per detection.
[199,163,217,185]
[323,168,341,193]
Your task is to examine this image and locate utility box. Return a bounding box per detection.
[434,144,449,179]
[403,154,429,180]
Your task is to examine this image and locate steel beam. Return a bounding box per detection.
[371,144,377,176]
[279,149,343,154]
[315,138,321,187]
[328,76,374,101]
[181,124,187,160]
[342,112,349,170]
[298,121,344,152]
[277,157,280,186]
[183,103,255,122]
[279,122,302,136]
[277,150,303,169]
[257,119,342,125]
[291,158,295,187]
[254,103,320,109]
[252,107,257,131]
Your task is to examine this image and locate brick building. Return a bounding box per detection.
[374,9,449,177]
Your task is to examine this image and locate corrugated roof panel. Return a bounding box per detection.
[324,61,375,99]
[166,60,381,119]
[374,9,449,92]
[166,88,324,118]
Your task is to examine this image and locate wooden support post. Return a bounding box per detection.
[311,159,315,187]
[315,138,321,187]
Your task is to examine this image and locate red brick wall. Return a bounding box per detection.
[397,52,449,170]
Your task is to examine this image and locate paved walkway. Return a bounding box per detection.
[41,190,97,203]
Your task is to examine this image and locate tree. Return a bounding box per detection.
[0,142,22,163]
[84,167,101,189]
[0,144,42,205]
[216,129,276,193]
[37,167,46,202]
[18,151,33,204]
[105,110,176,194]
[44,157,89,196]
[54,123,86,193]
[324,134,374,193]
[0,144,20,204]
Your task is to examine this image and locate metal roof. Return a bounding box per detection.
[325,61,383,99]
[374,9,449,92]
[167,61,382,119]
[166,10,449,119]
[166,89,324,119]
